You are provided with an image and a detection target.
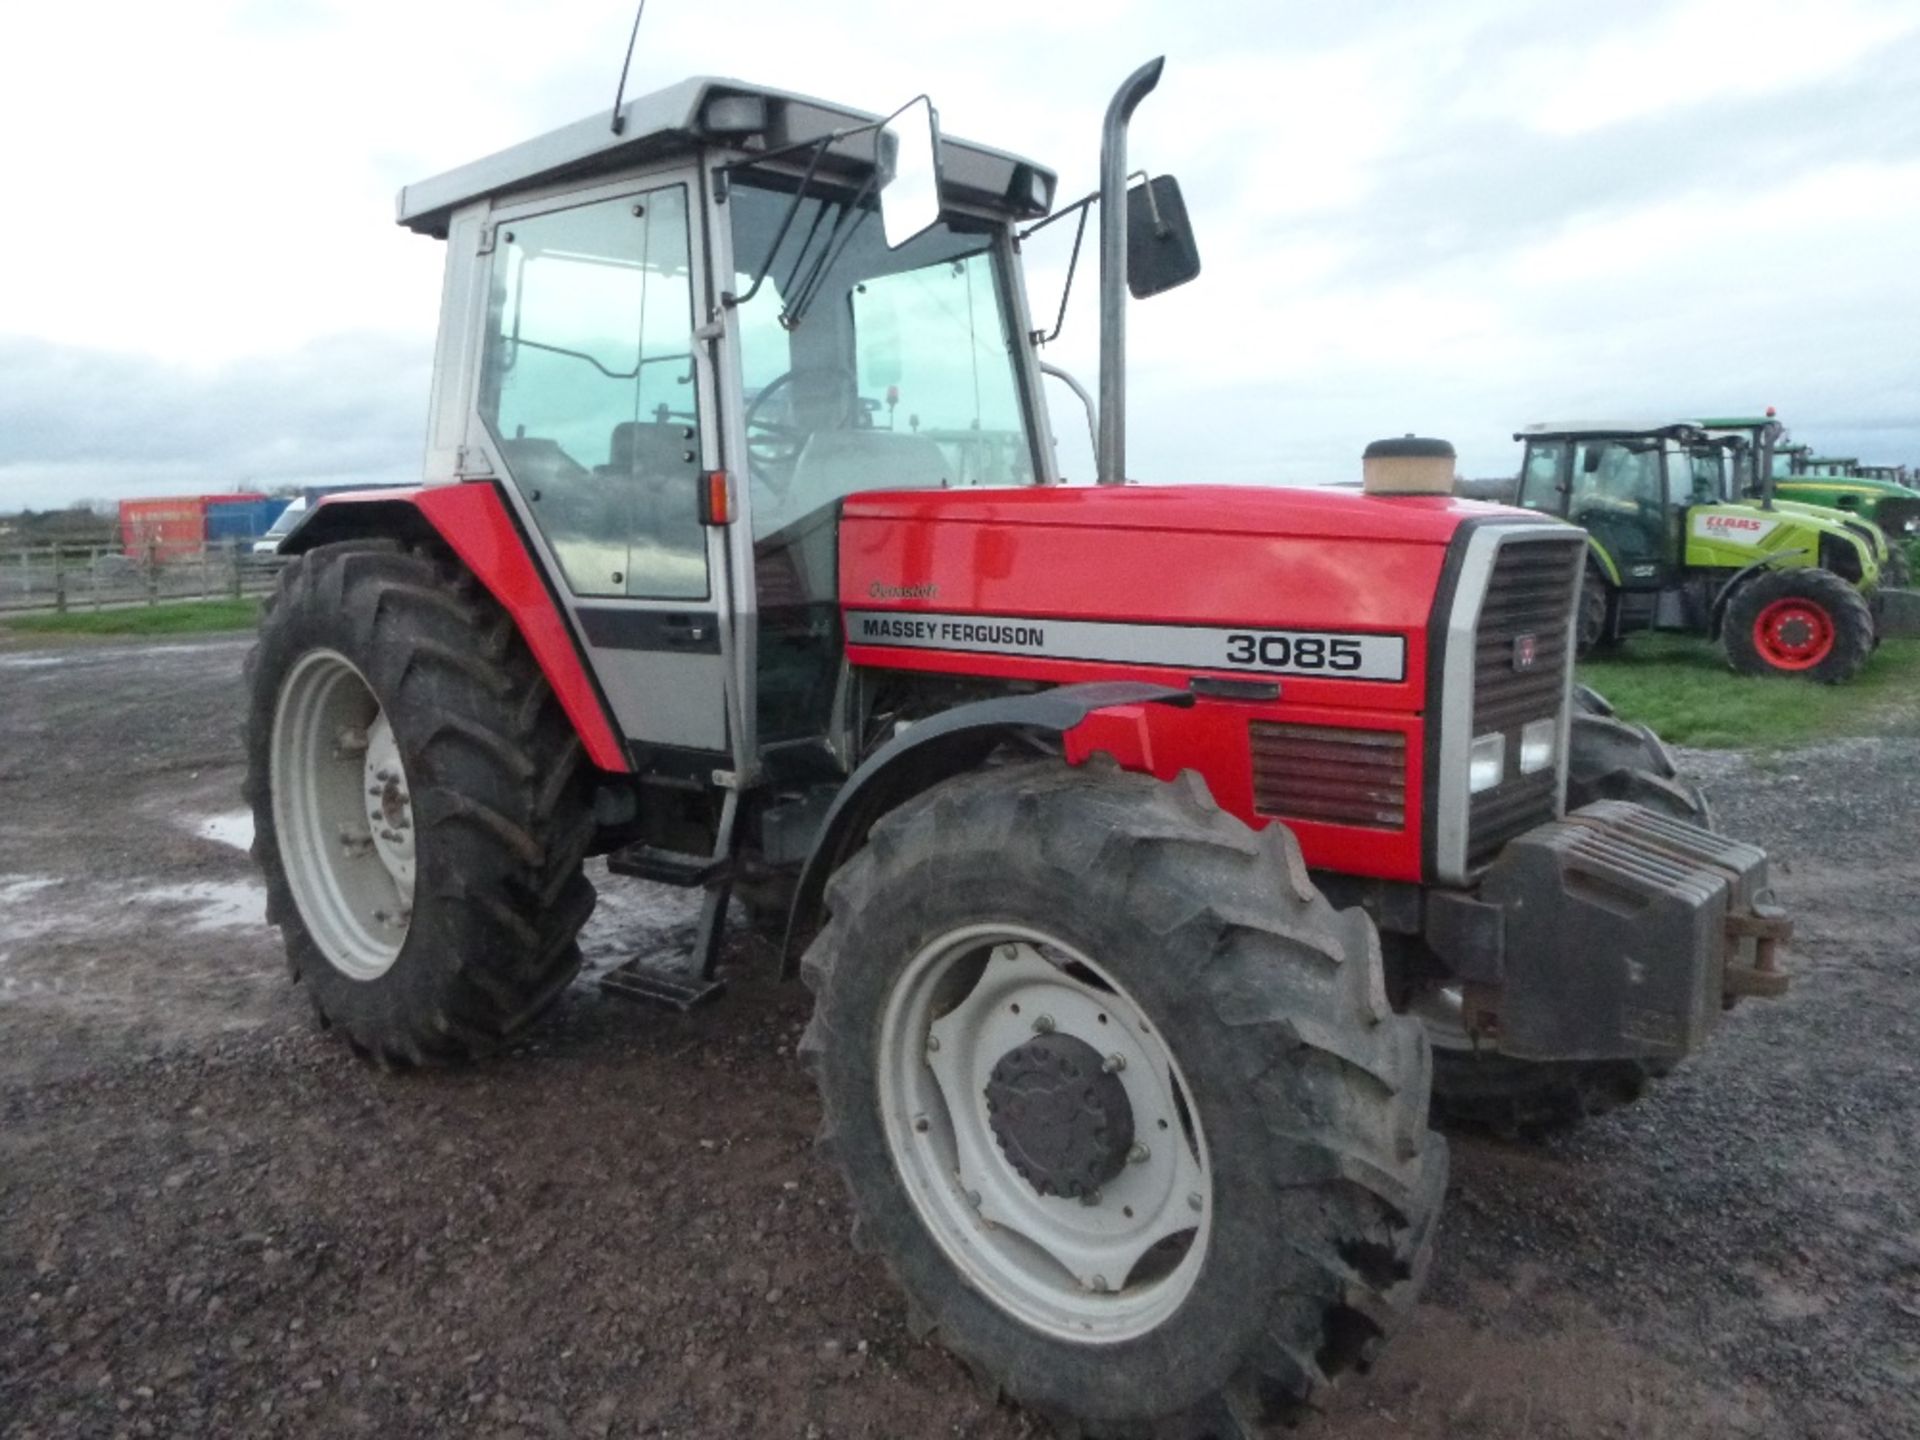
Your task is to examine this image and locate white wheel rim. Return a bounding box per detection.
[270,649,415,980]
[878,924,1212,1343]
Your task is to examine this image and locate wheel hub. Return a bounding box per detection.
[985,1032,1134,1200]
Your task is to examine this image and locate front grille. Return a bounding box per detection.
[1250,722,1406,830]
[1467,535,1583,866]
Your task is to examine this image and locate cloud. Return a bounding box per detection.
[0,334,429,509]
[1,0,1917,510]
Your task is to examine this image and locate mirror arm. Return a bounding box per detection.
[1097,56,1165,486]
[1030,202,1091,346]
[725,136,838,310]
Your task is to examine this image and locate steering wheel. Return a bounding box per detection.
[743,366,861,497]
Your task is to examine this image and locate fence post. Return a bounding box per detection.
[228,541,243,600]
[145,538,159,606]
[91,547,102,610]
[53,546,66,614]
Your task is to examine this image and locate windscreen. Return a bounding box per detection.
[727,178,1036,539]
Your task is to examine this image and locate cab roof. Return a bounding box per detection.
[396,75,1057,239]
[1515,421,1705,443]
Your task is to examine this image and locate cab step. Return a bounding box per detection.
[600,953,728,1011]
[607,844,733,888]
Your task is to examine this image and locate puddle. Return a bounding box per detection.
[192,811,255,852]
[128,882,268,932]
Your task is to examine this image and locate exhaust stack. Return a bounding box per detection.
[1096,57,1165,486]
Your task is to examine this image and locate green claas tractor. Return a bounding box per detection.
[1698,415,1920,586]
[1691,432,1911,589]
[1513,421,1894,681]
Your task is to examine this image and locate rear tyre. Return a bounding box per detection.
[244,540,595,1065]
[1574,562,1614,657]
[1722,567,1873,683]
[800,760,1444,1437]
[1425,691,1703,1139]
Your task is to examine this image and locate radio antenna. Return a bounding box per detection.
[609,0,648,135]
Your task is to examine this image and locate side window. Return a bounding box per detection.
[479,186,706,600]
[1517,441,1567,512]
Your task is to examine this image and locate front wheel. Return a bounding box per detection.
[1722,567,1874,683]
[800,761,1444,1436]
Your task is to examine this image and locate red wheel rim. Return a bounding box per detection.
[1752,597,1835,670]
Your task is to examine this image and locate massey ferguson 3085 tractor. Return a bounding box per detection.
[247,64,1792,1436]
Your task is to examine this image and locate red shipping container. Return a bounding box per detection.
[120,494,267,559]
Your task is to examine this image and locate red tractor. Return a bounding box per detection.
[247,62,1790,1437]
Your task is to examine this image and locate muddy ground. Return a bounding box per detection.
[1,632,1916,1440]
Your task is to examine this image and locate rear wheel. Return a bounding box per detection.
[1574,562,1614,657]
[245,540,595,1065]
[1722,567,1873,683]
[1425,690,1704,1138]
[801,761,1444,1436]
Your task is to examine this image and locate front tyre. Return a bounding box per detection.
[800,761,1444,1436]
[244,541,596,1065]
[1722,567,1873,683]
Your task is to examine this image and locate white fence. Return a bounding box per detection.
[0,541,281,615]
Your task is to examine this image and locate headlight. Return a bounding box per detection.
[1519,717,1557,774]
[1469,731,1506,793]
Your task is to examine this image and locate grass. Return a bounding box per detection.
[1,598,262,637]
[1579,631,1920,748]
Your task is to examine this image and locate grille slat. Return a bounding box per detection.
[1250,722,1407,830]
[1465,534,1584,866]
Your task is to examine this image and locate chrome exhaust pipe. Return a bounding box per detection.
[1096,56,1164,486]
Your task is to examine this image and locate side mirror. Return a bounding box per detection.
[877,97,943,250]
[1126,174,1200,298]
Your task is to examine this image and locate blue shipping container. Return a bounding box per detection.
[205,497,292,542]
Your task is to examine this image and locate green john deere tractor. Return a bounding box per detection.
[1697,415,1920,580]
[1514,421,1904,682]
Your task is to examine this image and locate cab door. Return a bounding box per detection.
[470,171,735,758]
[1569,438,1671,587]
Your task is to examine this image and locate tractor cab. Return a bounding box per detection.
[1514,421,1703,589]
[380,76,1197,779]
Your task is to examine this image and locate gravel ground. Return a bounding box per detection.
[2,633,1917,1439]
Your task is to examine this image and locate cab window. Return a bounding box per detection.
[478,186,707,601]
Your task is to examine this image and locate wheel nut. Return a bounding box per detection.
[965,1189,982,1209]
[1102,1053,1126,1073]
[926,1036,940,1053]
[1079,1188,1101,1207]
[1128,1143,1149,1165]
[1089,1274,1109,1293]
[996,944,1019,962]
[1187,1192,1203,1212]
[1032,1014,1055,1034]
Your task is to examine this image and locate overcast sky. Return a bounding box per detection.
[2,0,1917,510]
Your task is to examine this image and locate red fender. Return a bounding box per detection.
[302,484,630,774]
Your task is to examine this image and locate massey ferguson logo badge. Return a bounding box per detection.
[1512,634,1539,671]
